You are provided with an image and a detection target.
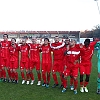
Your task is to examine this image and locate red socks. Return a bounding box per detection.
[70,77,74,86]
[60,73,64,85]
[42,72,50,84]
[42,73,46,83]
[7,69,11,79]
[30,72,34,80]
[63,79,67,88]
[52,73,58,84]
[21,72,25,80]
[74,80,78,90]
[84,81,89,87]
[26,72,30,80]
[80,82,83,87]
[80,81,88,87]
[21,72,30,80]
[10,71,18,81]
[11,72,14,80]
[14,72,18,80]
[47,73,50,84]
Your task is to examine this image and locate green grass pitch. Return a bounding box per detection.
[0,51,100,100]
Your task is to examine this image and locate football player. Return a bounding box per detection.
[79,39,98,93]
[41,38,52,88]
[0,34,11,82]
[50,36,65,88]
[29,37,41,85]
[9,38,19,83]
[19,37,30,85]
[62,39,80,94]
[97,43,100,94]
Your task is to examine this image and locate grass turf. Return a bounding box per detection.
[0,51,99,100]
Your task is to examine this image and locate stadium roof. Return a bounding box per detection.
[0,31,80,34]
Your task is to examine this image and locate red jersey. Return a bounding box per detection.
[75,44,81,49]
[66,46,80,68]
[0,40,11,59]
[51,42,64,60]
[41,44,52,64]
[80,41,97,62]
[63,45,69,66]
[64,44,81,66]
[19,44,29,62]
[9,44,19,62]
[29,43,40,62]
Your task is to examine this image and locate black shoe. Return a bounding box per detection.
[97,89,100,94]
[12,79,15,83]
[15,80,18,84]
[3,78,7,82]
[7,79,11,83]
[59,84,63,88]
[52,84,59,88]
[46,83,49,88]
[42,83,46,87]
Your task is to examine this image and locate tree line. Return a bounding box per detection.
[80,25,100,38]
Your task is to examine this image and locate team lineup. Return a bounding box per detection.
[0,34,100,95]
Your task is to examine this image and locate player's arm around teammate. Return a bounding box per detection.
[19,37,30,85]
[9,38,19,83]
[79,39,99,93]
[50,36,65,88]
[63,38,74,90]
[62,39,80,94]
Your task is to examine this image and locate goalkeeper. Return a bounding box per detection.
[97,42,100,94]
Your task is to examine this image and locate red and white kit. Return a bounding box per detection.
[41,44,52,73]
[29,43,41,83]
[51,42,65,73]
[63,45,80,90]
[51,42,65,85]
[29,44,40,70]
[19,44,30,70]
[1,41,11,67]
[63,46,80,77]
[9,44,19,69]
[0,40,11,79]
[41,44,52,84]
[79,41,97,75]
[9,43,19,81]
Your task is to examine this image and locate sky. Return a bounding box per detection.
[0,0,100,31]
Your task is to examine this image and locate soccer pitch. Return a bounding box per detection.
[0,51,99,100]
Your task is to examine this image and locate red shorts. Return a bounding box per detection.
[9,60,18,69]
[30,60,40,70]
[52,60,64,73]
[20,60,29,70]
[1,58,9,68]
[42,63,52,73]
[63,68,78,77]
[79,62,92,75]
